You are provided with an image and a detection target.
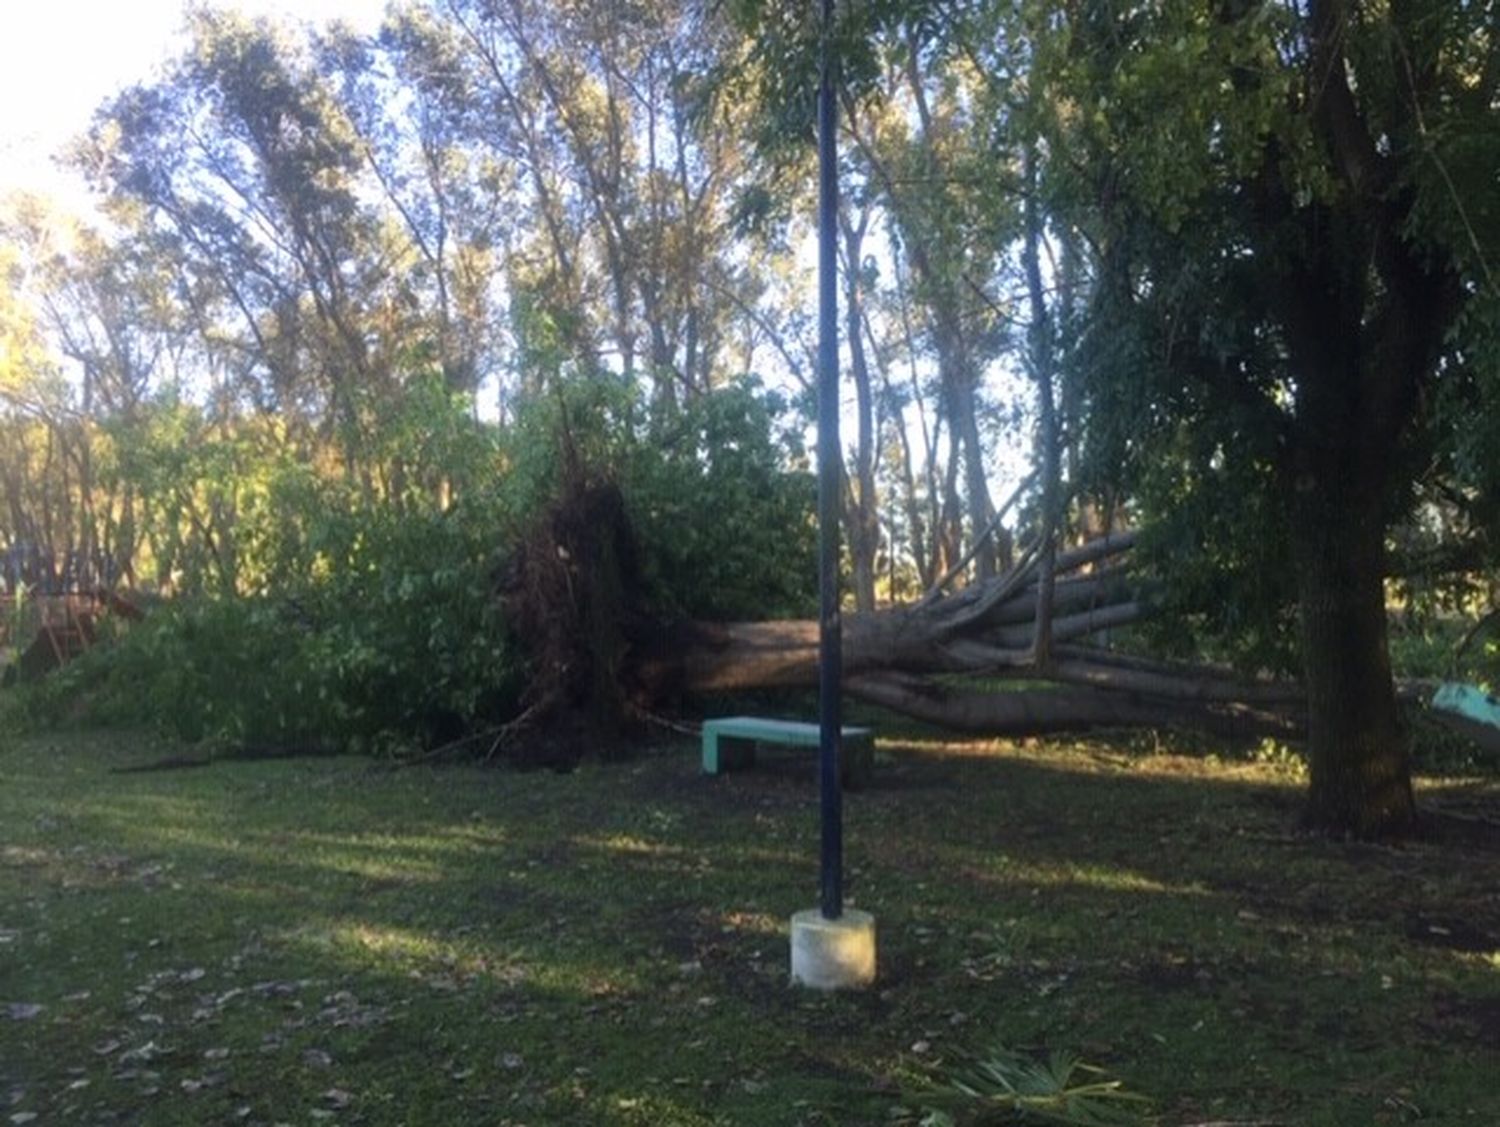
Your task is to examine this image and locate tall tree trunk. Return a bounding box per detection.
[842,206,879,611]
[1290,475,1415,837]
[928,305,997,583]
[1023,144,1059,664]
[1276,0,1460,838]
[845,76,996,585]
[953,359,997,582]
[892,251,940,589]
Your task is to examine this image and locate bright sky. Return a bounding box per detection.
[0,0,387,207]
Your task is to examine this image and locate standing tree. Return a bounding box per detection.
[1027,0,1498,835]
[83,10,411,477]
[722,0,1499,836]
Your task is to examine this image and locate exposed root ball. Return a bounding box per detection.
[496,477,644,765]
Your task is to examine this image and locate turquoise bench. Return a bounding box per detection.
[1431,682,1500,755]
[701,716,874,788]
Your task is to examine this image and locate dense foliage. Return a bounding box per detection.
[14,374,812,753]
[2,0,1498,827]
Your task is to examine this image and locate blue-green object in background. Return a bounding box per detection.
[1430,682,1500,754]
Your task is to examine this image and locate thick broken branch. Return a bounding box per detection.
[845,675,1301,740]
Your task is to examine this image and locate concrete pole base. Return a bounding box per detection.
[790,908,876,990]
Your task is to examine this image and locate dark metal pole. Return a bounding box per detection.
[816,0,843,922]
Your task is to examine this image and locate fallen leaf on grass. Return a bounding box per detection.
[317,990,386,1029]
[252,980,306,998]
[322,1088,353,1110]
[118,1040,166,1064]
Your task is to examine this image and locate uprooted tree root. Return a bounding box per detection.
[493,472,651,767]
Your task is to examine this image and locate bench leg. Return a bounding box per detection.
[703,732,757,775]
[720,736,756,771]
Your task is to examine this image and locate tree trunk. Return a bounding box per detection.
[622,529,1303,742]
[842,206,880,611]
[846,674,1297,740]
[500,477,1310,760]
[1023,143,1059,664]
[1290,478,1415,837]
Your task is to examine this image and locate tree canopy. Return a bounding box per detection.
[2,0,1498,835]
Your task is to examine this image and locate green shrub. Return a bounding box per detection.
[11,375,813,756]
[19,597,341,749]
[499,376,817,622]
[303,505,518,750]
[19,504,519,755]
[629,382,816,620]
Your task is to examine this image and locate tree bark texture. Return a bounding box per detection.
[630,531,1305,742]
[1290,473,1416,836]
[1267,0,1459,836]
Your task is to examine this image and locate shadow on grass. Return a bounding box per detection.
[3,730,1500,1125]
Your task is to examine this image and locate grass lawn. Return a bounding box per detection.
[2,727,1498,1126]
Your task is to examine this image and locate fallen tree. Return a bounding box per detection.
[632,532,1303,741]
[498,477,1306,749]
